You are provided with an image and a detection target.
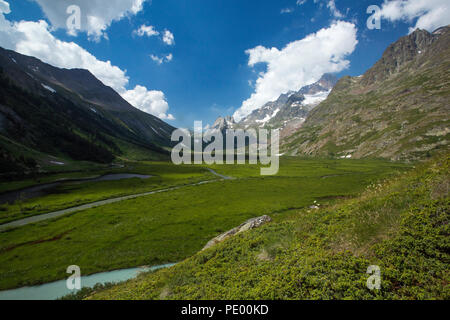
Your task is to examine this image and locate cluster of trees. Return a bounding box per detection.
[0,149,37,181]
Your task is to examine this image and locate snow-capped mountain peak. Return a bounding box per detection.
[238,73,338,129]
[212,116,236,131]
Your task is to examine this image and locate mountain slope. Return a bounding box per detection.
[282,27,450,161]
[0,47,175,174]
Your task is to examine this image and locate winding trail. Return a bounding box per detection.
[206,168,234,180]
[0,169,233,232]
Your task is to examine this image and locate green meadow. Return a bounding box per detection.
[0,158,411,290]
[0,162,213,224]
[90,155,449,300]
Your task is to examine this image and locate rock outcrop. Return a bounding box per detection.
[202,215,272,250]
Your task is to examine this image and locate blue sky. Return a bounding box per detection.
[1,0,449,128]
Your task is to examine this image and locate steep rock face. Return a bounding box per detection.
[238,93,299,129]
[238,74,338,130]
[298,73,338,95]
[361,29,438,86]
[283,26,450,161]
[211,116,236,131]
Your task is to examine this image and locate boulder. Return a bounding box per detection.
[202,215,272,251]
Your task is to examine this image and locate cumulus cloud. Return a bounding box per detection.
[0,3,174,120]
[0,0,9,13]
[13,20,129,92]
[134,24,176,49]
[234,21,358,121]
[162,30,175,45]
[32,0,147,41]
[134,24,159,37]
[378,0,450,33]
[0,0,24,49]
[122,86,175,120]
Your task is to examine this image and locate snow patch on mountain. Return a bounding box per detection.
[41,83,56,93]
[303,90,331,106]
[238,74,338,130]
[256,108,280,125]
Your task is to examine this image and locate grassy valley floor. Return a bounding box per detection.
[88,154,449,300]
[0,158,410,291]
[0,162,213,225]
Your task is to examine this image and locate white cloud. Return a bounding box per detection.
[150,54,164,65]
[234,21,358,121]
[150,53,173,65]
[297,0,322,7]
[378,0,450,33]
[327,0,344,18]
[281,8,294,14]
[122,86,175,120]
[13,20,129,92]
[134,25,176,50]
[0,3,174,120]
[162,30,175,45]
[134,24,159,37]
[295,0,346,18]
[0,0,9,14]
[0,0,23,49]
[32,0,147,41]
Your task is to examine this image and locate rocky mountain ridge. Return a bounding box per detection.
[282,26,450,161]
[211,74,338,134]
[238,74,338,130]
